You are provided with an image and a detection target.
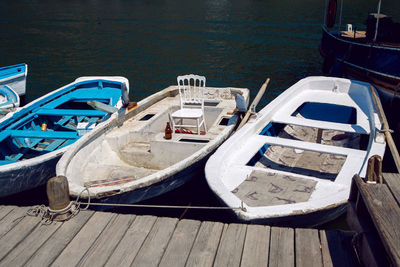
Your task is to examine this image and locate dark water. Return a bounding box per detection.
[0,0,399,228]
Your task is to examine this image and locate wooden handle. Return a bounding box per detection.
[236,78,270,130]
[370,85,400,173]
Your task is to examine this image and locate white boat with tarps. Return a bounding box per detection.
[57,75,249,206]
[205,76,386,226]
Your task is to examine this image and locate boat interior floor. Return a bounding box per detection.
[232,170,317,207]
[234,123,361,207]
[78,93,236,188]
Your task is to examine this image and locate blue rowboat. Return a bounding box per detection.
[0,76,129,197]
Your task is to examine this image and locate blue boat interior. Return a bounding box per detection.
[291,102,357,124]
[0,85,18,108]
[0,80,122,165]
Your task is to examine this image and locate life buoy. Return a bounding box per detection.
[325,0,337,28]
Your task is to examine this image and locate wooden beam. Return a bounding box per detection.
[237,78,270,130]
[370,85,400,172]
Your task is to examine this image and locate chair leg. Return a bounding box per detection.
[197,118,200,135]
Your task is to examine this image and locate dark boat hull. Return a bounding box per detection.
[319,25,400,146]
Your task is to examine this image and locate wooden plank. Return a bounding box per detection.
[0,205,16,222]
[269,227,294,267]
[241,225,270,267]
[78,214,136,267]
[319,230,334,267]
[214,223,247,267]
[131,217,178,267]
[0,206,28,238]
[186,221,224,267]
[104,215,157,266]
[359,182,400,265]
[159,219,201,267]
[370,85,400,172]
[50,211,115,266]
[383,173,400,205]
[0,212,40,260]
[320,230,360,267]
[0,221,63,266]
[347,197,388,266]
[295,228,322,267]
[25,210,94,267]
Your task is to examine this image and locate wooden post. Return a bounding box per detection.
[237,78,270,130]
[47,176,71,220]
[366,155,383,183]
[370,86,400,173]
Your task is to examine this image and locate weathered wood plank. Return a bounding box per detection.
[358,182,400,265]
[269,227,294,267]
[131,217,178,267]
[104,215,157,266]
[241,225,270,267]
[0,220,63,266]
[0,205,14,222]
[0,212,41,260]
[159,219,201,267]
[0,206,29,239]
[186,221,224,267]
[347,190,389,267]
[320,230,359,267]
[214,223,247,267]
[383,173,400,205]
[295,228,322,267]
[25,210,94,267]
[319,230,334,267]
[78,214,136,267]
[50,211,115,266]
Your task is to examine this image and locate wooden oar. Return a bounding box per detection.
[370,85,400,173]
[237,78,270,130]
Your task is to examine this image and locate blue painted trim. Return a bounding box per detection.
[0,63,27,80]
[36,108,105,117]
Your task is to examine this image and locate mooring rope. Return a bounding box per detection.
[76,202,243,210]
[26,187,245,224]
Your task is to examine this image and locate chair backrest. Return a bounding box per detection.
[177,74,206,109]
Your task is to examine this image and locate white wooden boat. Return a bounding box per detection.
[205,76,386,226]
[56,83,249,205]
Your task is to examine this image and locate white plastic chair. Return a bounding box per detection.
[170,74,207,135]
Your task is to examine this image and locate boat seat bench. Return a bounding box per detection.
[250,135,367,158]
[36,108,105,117]
[273,116,369,134]
[0,130,78,144]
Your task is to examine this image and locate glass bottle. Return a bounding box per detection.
[165,122,172,139]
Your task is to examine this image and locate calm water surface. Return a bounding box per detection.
[0,0,399,227]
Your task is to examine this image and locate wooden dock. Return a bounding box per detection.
[348,172,400,267]
[0,204,358,267]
